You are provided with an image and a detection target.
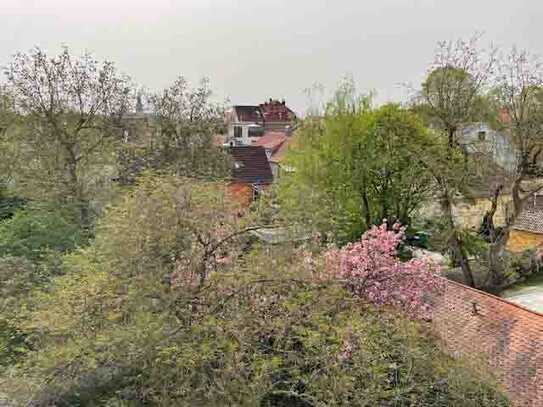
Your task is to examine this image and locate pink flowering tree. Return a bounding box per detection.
[325,222,444,320]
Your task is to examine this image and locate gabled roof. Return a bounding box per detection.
[270,138,291,163]
[252,131,288,154]
[233,106,262,123]
[232,100,296,124]
[228,146,273,185]
[513,195,543,234]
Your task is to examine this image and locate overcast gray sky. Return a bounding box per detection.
[1,0,541,114]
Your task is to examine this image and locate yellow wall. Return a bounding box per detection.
[507,230,543,253]
[421,195,510,231]
[453,196,509,230]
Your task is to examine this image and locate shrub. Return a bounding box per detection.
[0,205,85,263]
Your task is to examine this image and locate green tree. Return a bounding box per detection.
[279,85,433,244]
[117,78,231,183]
[0,204,85,263]
[2,46,133,230]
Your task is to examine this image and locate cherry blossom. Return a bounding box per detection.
[325,222,444,320]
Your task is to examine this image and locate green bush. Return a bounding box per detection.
[0,205,86,263]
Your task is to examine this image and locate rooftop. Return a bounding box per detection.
[513,194,543,234]
[228,146,273,185]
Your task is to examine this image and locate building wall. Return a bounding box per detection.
[227,182,253,207]
[432,279,543,406]
[507,230,543,253]
[460,123,517,173]
[453,196,509,229]
[421,195,510,231]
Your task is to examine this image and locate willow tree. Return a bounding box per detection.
[2,47,133,229]
[279,84,433,244]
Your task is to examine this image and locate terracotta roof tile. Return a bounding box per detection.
[233,100,296,124]
[252,131,288,153]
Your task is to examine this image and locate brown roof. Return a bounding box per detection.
[259,100,296,123]
[228,146,273,185]
[234,106,262,123]
[513,194,543,234]
[233,100,296,124]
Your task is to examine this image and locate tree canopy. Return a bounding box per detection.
[279,90,433,244]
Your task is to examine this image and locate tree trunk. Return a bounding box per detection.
[486,227,510,290]
[448,127,456,149]
[479,184,503,241]
[65,144,90,232]
[485,177,523,290]
[441,191,476,287]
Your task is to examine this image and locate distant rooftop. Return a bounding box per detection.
[233,99,296,124]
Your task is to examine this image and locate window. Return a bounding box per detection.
[478,131,486,141]
[248,126,264,138]
[234,161,244,169]
[234,126,242,138]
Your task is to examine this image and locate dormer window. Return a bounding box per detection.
[234,161,244,169]
[478,130,486,141]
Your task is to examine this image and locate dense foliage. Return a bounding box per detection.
[0,41,524,405]
[278,88,433,244]
[0,177,507,406]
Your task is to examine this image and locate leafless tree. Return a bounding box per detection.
[485,47,543,288]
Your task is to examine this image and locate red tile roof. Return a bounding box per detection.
[233,100,296,124]
[433,278,543,406]
[259,100,296,123]
[252,131,288,153]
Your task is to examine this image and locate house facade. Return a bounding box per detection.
[225,99,296,146]
[458,122,517,173]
